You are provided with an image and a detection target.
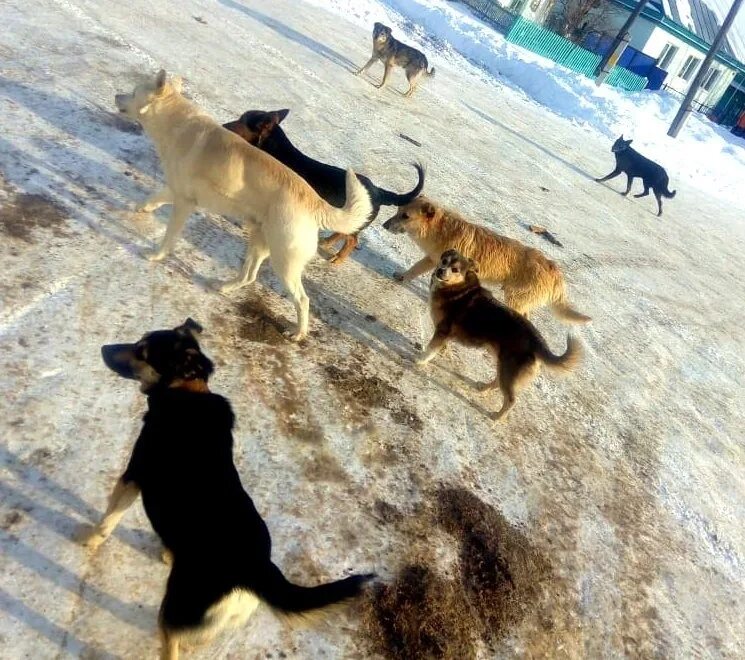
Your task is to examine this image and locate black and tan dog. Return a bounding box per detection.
[596,135,676,216]
[417,251,582,421]
[356,22,435,97]
[224,109,425,265]
[79,319,374,659]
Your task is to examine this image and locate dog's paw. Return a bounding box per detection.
[414,354,432,366]
[76,524,106,550]
[143,247,167,262]
[285,329,307,342]
[161,548,174,566]
[475,382,493,393]
[218,280,244,295]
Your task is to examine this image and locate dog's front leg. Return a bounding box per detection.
[377,61,393,89]
[622,175,635,196]
[137,186,173,213]
[356,54,378,76]
[146,201,196,262]
[416,326,450,365]
[79,477,140,551]
[595,168,621,183]
[394,256,434,283]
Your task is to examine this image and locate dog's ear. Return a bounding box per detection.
[626,138,633,145]
[421,201,437,220]
[179,348,214,382]
[257,113,281,140]
[154,69,167,93]
[468,258,480,274]
[175,317,203,339]
[275,109,290,124]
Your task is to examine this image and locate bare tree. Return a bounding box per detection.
[547,0,619,42]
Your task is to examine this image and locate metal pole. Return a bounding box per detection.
[668,0,744,137]
[594,0,650,82]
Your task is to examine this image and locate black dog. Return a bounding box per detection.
[596,135,676,216]
[223,109,424,265]
[80,319,373,659]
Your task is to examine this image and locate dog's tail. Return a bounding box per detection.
[253,562,374,616]
[663,187,676,199]
[317,168,373,234]
[551,286,591,325]
[537,334,583,374]
[373,162,425,208]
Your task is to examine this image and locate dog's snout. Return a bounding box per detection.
[114,94,128,112]
[101,343,138,380]
[383,216,401,233]
[436,268,446,278]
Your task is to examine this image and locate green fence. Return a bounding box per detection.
[505,17,648,92]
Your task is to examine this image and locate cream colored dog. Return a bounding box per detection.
[114,70,372,341]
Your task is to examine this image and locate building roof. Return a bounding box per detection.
[611,0,745,75]
[666,0,735,58]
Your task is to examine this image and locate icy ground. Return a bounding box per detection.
[1,0,744,657]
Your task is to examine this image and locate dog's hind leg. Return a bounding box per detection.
[493,359,537,422]
[137,186,173,213]
[79,478,139,551]
[146,201,196,262]
[634,185,650,198]
[503,287,538,318]
[404,69,423,97]
[220,226,269,293]
[328,234,358,265]
[159,624,180,660]
[654,189,663,216]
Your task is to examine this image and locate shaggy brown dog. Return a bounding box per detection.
[383,197,590,323]
[418,251,582,421]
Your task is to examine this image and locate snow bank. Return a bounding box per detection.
[308,0,745,207]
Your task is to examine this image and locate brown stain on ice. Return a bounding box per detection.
[0,187,71,243]
[361,487,571,658]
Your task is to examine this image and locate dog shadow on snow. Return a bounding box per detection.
[217,0,359,73]
[463,102,597,182]
[0,447,159,644]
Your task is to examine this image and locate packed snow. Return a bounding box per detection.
[1,0,744,658]
[310,0,745,207]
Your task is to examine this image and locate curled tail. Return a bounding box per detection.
[537,335,583,374]
[317,168,373,234]
[663,187,676,199]
[254,562,374,615]
[373,162,425,208]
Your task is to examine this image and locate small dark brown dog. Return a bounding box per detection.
[356,22,435,97]
[417,250,582,421]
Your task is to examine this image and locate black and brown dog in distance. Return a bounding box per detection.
[223,109,424,265]
[356,22,435,97]
[79,319,374,659]
[596,135,676,216]
[417,251,582,421]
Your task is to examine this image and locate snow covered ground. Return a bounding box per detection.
[0,0,743,658]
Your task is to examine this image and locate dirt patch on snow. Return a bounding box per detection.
[322,361,423,432]
[237,297,288,345]
[362,486,559,658]
[0,188,71,242]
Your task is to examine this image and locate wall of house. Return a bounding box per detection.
[598,15,736,107]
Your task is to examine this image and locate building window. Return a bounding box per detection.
[657,43,678,70]
[702,68,720,91]
[678,55,701,81]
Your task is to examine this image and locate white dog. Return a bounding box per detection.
[114,70,372,341]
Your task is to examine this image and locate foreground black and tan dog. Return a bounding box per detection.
[595,135,676,216]
[224,109,425,265]
[356,22,435,97]
[416,251,582,421]
[80,319,373,659]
